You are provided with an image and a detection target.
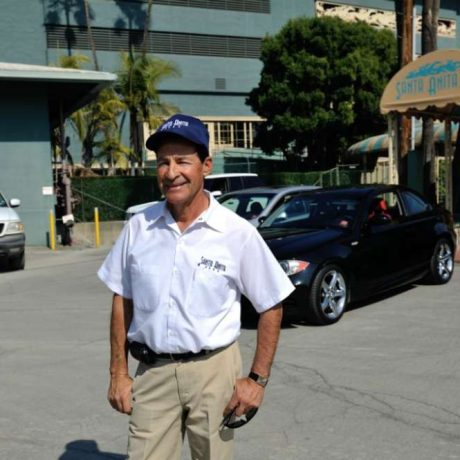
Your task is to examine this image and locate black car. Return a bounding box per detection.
[255,185,456,325]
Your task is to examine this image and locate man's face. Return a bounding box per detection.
[156,139,212,207]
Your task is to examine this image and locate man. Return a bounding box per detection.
[98,113,294,460]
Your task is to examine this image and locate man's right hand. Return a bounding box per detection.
[108,374,133,414]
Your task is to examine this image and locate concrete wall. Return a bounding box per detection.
[72,221,124,248]
[0,83,55,246]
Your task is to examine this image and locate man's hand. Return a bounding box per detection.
[224,377,265,417]
[108,374,133,414]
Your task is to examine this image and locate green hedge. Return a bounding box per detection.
[72,176,161,222]
[71,169,362,222]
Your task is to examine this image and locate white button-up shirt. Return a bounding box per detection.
[98,193,294,353]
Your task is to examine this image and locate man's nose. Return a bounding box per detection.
[165,161,178,179]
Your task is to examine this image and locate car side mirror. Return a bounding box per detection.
[9,198,21,207]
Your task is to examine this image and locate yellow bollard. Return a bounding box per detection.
[94,207,100,248]
[49,210,56,250]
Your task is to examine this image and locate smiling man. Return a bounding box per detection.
[98,114,294,460]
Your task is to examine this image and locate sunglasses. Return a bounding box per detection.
[221,407,258,429]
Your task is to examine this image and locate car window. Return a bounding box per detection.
[260,193,360,229]
[242,176,264,188]
[0,193,7,207]
[204,177,227,193]
[229,176,243,191]
[400,190,431,216]
[219,193,274,219]
[245,197,269,216]
[367,191,402,224]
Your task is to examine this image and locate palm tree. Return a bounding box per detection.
[70,87,125,168]
[116,52,180,170]
[57,55,125,169]
[83,0,99,70]
[142,0,154,57]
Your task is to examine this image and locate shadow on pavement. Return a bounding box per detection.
[58,440,126,460]
[347,283,417,312]
[241,283,419,329]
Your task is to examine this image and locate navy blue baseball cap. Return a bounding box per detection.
[146,113,209,156]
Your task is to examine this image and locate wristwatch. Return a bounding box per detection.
[248,371,269,388]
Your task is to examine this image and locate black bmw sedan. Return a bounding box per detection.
[256,185,457,325]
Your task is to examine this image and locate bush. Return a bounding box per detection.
[72,176,161,222]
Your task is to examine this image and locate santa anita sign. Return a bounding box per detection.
[379,49,460,209]
[381,49,460,115]
[396,60,460,100]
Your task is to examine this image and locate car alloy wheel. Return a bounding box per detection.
[428,239,454,284]
[309,264,348,325]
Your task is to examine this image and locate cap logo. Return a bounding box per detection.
[160,119,190,131]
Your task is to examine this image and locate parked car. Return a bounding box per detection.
[218,185,319,226]
[0,191,25,270]
[203,173,264,197]
[250,185,456,325]
[125,173,264,219]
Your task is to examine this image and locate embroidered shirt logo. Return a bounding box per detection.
[197,256,226,273]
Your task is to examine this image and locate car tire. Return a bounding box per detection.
[9,252,25,271]
[426,239,454,285]
[308,264,348,325]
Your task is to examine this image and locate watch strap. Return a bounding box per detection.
[248,371,269,387]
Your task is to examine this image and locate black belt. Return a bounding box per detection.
[129,341,224,364]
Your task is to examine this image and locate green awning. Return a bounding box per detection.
[347,122,459,155]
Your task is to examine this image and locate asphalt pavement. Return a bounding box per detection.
[0,246,459,460]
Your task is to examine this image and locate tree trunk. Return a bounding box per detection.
[130,109,141,175]
[142,0,154,57]
[421,0,439,204]
[453,127,460,219]
[393,0,413,185]
[84,0,99,70]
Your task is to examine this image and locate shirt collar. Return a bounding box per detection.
[145,191,227,232]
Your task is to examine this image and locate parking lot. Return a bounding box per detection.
[1,246,459,460]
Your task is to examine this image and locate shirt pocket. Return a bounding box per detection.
[130,264,161,311]
[188,268,231,318]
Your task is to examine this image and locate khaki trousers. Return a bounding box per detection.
[127,341,242,460]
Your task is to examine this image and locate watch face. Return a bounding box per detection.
[249,371,268,387]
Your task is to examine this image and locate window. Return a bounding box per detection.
[0,193,7,207]
[400,191,431,216]
[367,192,402,223]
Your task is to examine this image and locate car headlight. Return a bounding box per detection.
[279,259,309,275]
[5,221,25,235]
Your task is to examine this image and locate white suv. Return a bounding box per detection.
[203,173,264,197]
[0,191,25,270]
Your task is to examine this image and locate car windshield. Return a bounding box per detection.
[259,192,360,230]
[0,192,7,207]
[219,192,276,219]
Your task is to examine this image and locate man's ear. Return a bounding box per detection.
[203,156,213,176]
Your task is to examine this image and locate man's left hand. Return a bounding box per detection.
[224,377,265,417]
